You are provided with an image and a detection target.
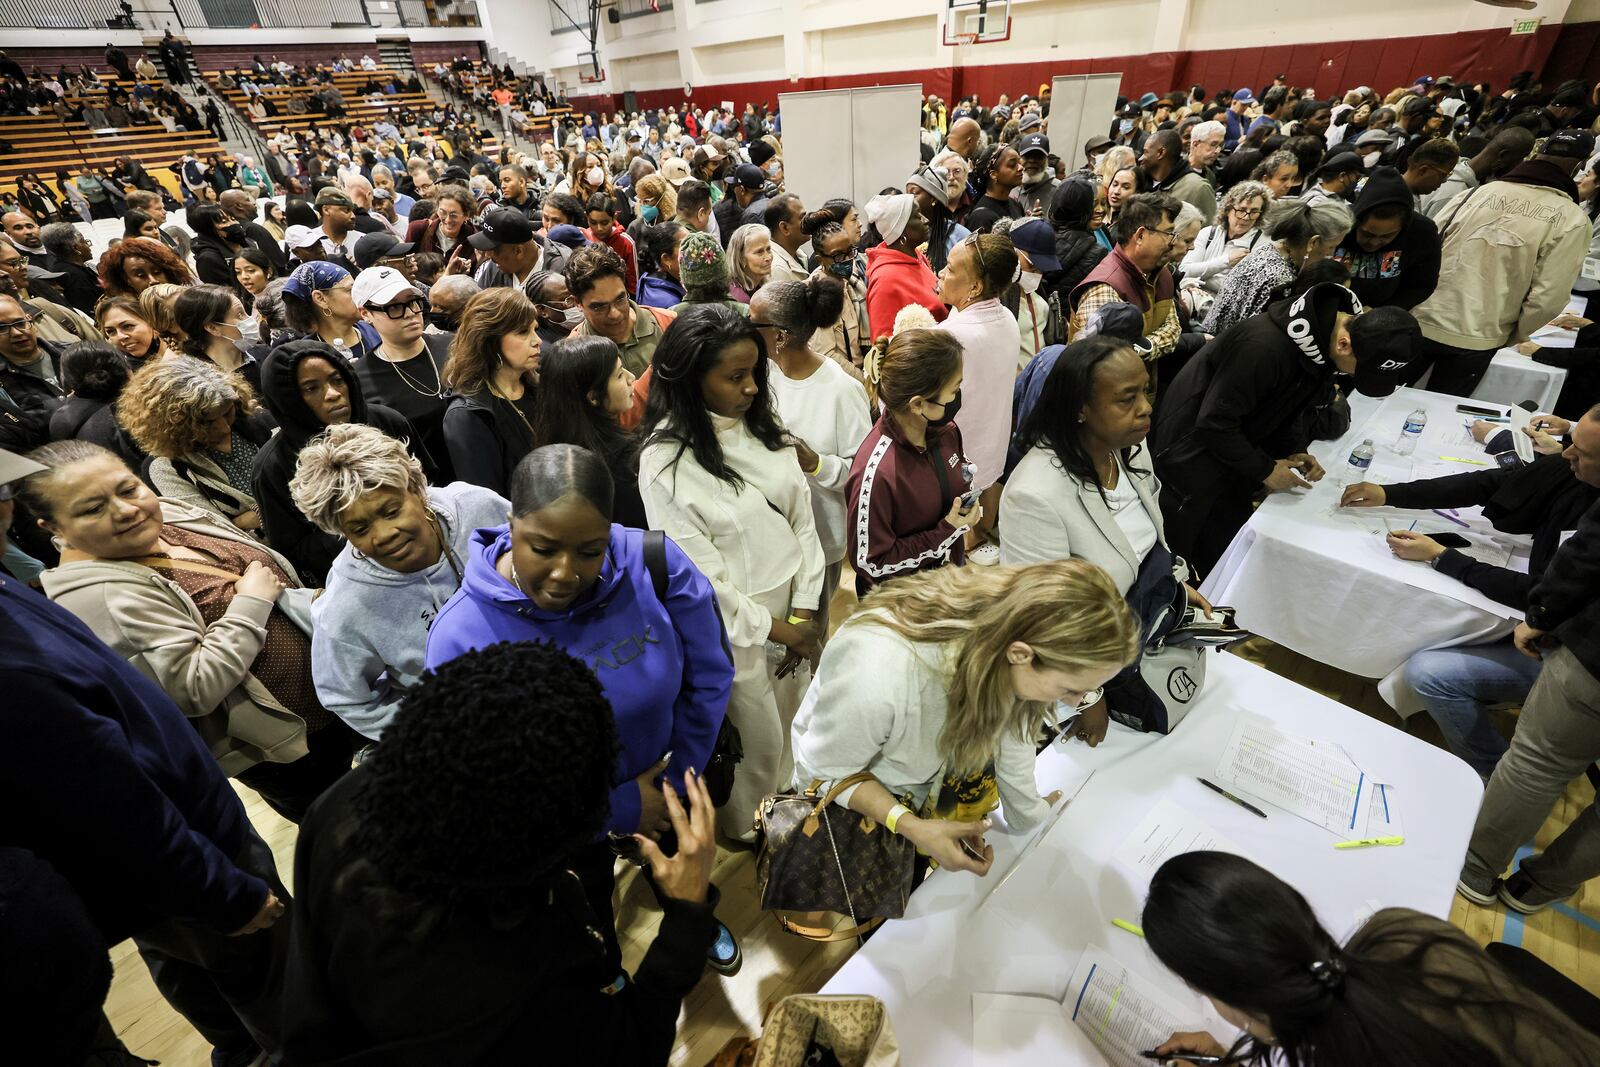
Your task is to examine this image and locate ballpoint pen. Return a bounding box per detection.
[1197,777,1267,819]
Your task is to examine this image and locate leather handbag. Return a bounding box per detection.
[754,772,917,942]
[709,994,901,1067]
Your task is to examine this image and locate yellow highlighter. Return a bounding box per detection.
[1334,835,1405,849]
[1112,918,1145,937]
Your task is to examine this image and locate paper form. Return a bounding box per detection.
[1214,714,1367,835]
[1360,783,1403,838]
[1114,798,1255,879]
[973,992,1108,1065]
[1067,946,1201,1067]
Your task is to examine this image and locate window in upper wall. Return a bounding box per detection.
[549,0,670,32]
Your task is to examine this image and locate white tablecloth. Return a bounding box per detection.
[1474,348,1567,414]
[1200,387,1530,704]
[819,655,1483,1066]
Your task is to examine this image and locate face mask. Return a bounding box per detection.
[426,312,456,331]
[826,258,855,280]
[221,222,247,243]
[641,204,660,223]
[765,161,780,177]
[1119,119,1134,134]
[1018,270,1042,295]
[227,316,260,351]
[925,389,962,427]
[550,305,584,328]
[585,166,605,186]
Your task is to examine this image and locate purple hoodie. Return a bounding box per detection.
[424,523,733,834]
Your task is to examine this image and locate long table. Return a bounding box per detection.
[1200,386,1533,714]
[819,654,1483,1065]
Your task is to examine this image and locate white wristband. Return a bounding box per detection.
[885,803,912,835]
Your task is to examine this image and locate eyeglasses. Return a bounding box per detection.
[0,312,39,334]
[1230,206,1263,220]
[963,232,987,272]
[1148,227,1179,242]
[584,292,630,316]
[368,297,426,319]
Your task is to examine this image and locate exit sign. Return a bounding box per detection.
[1511,16,1542,34]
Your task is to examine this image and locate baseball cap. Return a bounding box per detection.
[546,224,589,251]
[731,163,766,190]
[1542,128,1597,160]
[1400,95,1436,117]
[354,231,414,270]
[661,156,692,186]
[1009,217,1060,272]
[1232,88,1257,104]
[1017,133,1049,157]
[1353,128,1396,150]
[1347,305,1419,397]
[314,187,356,210]
[0,447,45,488]
[1318,149,1364,175]
[701,142,724,162]
[351,265,419,308]
[371,187,394,201]
[284,224,323,250]
[1082,301,1153,357]
[467,207,536,250]
[1018,112,1043,133]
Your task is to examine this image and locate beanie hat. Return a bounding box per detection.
[678,230,730,293]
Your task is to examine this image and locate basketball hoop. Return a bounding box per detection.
[940,0,1012,47]
[945,31,979,48]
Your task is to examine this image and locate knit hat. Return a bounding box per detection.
[678,230,729,292]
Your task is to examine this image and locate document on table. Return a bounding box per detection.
[1114,798,1254,878]
[1067,946,1200,1067]
[1214,714,1367,834]
[1360,782,1404,838]
[972,992,1107,1065]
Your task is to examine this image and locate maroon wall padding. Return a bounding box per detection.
[564,22,1570,118]
[408,40,486,67]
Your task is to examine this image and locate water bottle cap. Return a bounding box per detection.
[1361,438,1373,444]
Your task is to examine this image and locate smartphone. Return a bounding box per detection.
[607,830,646,866]
[959,837,987,862]
[1455,402,1503,418]
[1423,531,1471,548]
[960,487,981,509]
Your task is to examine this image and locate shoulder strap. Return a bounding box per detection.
[131,556,243,581]
[642,528,668,602]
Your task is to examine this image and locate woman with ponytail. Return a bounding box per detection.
[847,327,978,596]
[964,143,1026,234]
[1144,851,1600,1066]
[754,274,873,634]
[936,231,1021,563]
[907,162,970,274]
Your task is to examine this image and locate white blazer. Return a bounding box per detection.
[998,445,1186,595]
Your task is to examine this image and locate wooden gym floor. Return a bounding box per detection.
[105,590,1600,1065]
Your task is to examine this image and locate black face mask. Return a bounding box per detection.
[925,389,962,427]
[426,311,456,331]
[221,222,247,243]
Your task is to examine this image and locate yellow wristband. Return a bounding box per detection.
[885,804,911,835]
[810,456,824,477]
[786,613,808,626]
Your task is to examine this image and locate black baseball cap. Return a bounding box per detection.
[1017,133,1049,157]
[354,231,415,270]
[1543,128,1597,160]
[1318,149,1364,176]
[731,163,766,190]
[468,207,536,249]
[1348,305,1420,397]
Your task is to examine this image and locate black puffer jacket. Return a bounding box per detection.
[1046,227,1107,305]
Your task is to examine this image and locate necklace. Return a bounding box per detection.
[380,343,445,398]
[490,378,537,443]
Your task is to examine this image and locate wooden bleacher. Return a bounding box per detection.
[202,66,500,159]
[0,112,225,202]
[423,60,572,141]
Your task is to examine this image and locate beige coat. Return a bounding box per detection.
[40,499,309,776]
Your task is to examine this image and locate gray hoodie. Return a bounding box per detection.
[309,482,509,740]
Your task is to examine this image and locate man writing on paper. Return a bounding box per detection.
[1458,405,1600,914]
[1341,419,1598,779]
[1152,284,1418,576]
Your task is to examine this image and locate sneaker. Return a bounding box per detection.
[705,920,742,976]
[968,542,1001,566]
[1499,869,1566,915]
[1455,875,1500,907]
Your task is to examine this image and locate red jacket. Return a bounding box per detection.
[864,244,947,342]
[586,226,638,295]
[846,412,971,597]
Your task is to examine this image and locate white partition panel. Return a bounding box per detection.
[1048,72,1122,169]
[778,84,922,212]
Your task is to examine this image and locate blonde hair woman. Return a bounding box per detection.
[727,222,772,302]
[790,560,1139,875]
[117,355,273,533]
[1096,145,1136,187]
[633,173,677,226]
[95,295,176,365]
[139,281,187,343]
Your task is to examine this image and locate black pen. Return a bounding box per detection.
[1197,777,1267,819]
[1139,1052,1230,1065]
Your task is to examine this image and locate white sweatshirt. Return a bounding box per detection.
[790,612,1051,831]
[640,412,827,648]
[939,297,1019,490]
[768,356,873,564]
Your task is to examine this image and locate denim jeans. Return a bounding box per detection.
[1461,646,1600,902]
[1402,640,1539,780]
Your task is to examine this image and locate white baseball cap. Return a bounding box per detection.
[662,156,692,186]
[351,266,419,308]
[284,224,323,250]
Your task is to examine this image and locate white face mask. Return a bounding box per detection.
[226,316,261,351]
[585,166,605,186]
[1018,270,1042,295]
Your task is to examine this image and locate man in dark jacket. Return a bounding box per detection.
[1343,447,1597,777]
[0,444,288,1064]
[220,188,289,276]
[1153,284,1419,574]
[1458,404,1600,913]
[0,292,65,442]
[281,641,719,1063]
[1328,166,1441,311]
[251,338,427,585]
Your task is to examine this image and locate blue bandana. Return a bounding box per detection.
[283,260,350,300]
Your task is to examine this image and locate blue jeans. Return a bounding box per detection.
[1402,640,1539,779]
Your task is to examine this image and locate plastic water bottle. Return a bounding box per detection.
[1394,408,1428,456]
[1345,439,1375,485]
